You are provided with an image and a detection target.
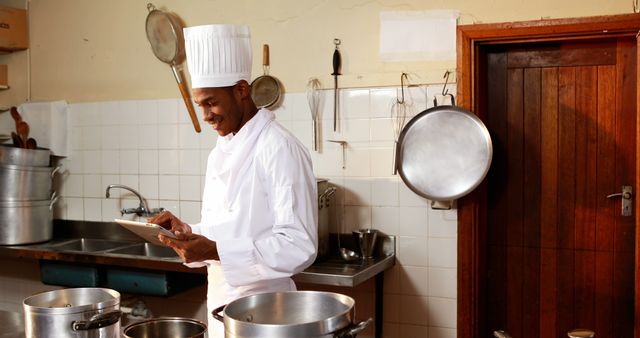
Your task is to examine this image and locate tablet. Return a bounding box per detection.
[114,219,177,246]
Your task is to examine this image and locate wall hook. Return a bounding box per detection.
[442,70,452,96]
[397,73,408,104]
[328,140,347,169]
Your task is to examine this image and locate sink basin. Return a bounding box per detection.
[106,243,178,259]
[48,238,135,253]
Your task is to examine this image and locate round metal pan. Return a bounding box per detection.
[396,105,492,201]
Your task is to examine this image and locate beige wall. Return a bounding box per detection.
[0,0,633,107]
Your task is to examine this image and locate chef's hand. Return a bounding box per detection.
[147,210,192,234]
[158,232,220,263]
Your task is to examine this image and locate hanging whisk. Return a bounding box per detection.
[307,78,322,151]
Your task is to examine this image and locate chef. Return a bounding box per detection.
[148,24,318,337]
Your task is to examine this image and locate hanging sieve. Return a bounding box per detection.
[250,44,281,109]
[145,3,201,133]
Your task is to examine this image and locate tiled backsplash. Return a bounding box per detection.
[12,84,458,337]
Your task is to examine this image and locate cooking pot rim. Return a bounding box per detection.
[221,291,355,333]
[123,317,207,338]
[23,288,120,315]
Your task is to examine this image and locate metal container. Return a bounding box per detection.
[0,163,59,201]
[23,288,122,338]
[317,179,335,260]
[123,317,207,338]
[0,198,57,245]
[212,291,371,338]
[0,145,51,167]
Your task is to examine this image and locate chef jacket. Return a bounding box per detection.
[187,108,318,337]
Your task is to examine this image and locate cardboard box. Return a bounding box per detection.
[0,5,27,51]
[0,64,6,89]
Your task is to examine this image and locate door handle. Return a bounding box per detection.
[607,185,633,216]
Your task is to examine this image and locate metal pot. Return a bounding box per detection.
[123,317,207,338]
[23,288,122,338]
[0,145,51,167]
[0,163,59,200]
[212,291,372,338]
[0,197,57,245]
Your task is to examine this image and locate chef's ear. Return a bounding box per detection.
[233,80,251,99]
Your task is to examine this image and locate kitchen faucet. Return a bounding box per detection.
[105,184,164,217]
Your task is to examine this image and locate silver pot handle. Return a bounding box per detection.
[72,310,122,331]
[212,304,226,322]
[50,164,62,178]
[49,192,59,211]
[334,318,373,338]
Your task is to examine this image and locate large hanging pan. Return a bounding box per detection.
[396,95,492,201]
[145,3,201,133]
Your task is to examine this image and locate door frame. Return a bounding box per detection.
[456,13,640,338]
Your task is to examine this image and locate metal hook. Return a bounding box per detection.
[334,38,341,49]
[442,70,451,96]
[397,73,408,104]
[146,3,156,12]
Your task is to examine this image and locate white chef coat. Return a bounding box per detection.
[187,109,318,337]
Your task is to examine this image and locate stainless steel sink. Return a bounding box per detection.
[106,243,178,259]
[46,238,135,252]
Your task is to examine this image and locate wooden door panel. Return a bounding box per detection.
[484,38,636,337]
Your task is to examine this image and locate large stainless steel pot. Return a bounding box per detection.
[213,291,372,338]
[0,197,57,245]
[123,317,207,338]
[317,179,336,260]
[23,288,122,338]
[0,163,59,200]
[0,145,51,167]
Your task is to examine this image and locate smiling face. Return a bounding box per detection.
[193,83,254,136]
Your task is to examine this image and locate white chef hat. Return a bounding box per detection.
[183,24,252,88]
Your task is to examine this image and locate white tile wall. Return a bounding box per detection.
[0,84,458,337]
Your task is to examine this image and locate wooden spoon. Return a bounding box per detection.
[26,138,36,149]
[11,132,23,148]
[10,107,22,132]
[17,121,29,148]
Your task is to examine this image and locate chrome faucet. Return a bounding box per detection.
[105,184,164,217]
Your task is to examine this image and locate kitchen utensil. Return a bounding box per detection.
[352,228,378,259]
[212,291,372,338]
[25,137,36,149]
[331,38,342,131]
[10,132,22,148]
[307,78,322,151]
[396,95,492,201]
[23,288,121,338]
[123,317,206,338]
[0,196,57,245]
[391,73,410,175]
[0,163,60,201]
[16,120,29,147]
[328,140,347,169]
[9,106,21,132]
[250,44,281,109]
[145,3,201,133]
[0,144,51,166]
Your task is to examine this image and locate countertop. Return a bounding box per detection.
[0,220,396,287]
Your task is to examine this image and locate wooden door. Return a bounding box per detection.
[482,38,636,337]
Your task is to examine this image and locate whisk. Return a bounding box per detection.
[307,78,322,151]
[391,73,410,174]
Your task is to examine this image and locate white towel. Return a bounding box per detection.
[18,101,69,157]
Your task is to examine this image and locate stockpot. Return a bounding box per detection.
[0,145,51,167]
[0,197,57,245]
[212,291,372,338]
[23,288,122,338]
[0,163,60,200]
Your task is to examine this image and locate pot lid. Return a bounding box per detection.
[397,105,492,201]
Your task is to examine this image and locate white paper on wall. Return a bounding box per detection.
[379,10,459,62]
[18,101,69,157]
